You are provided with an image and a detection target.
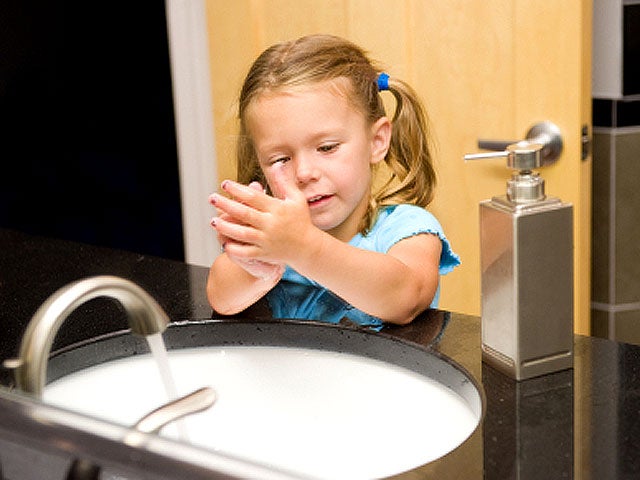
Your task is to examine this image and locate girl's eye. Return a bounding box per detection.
[271,156,290,165]
[318,143,338,153]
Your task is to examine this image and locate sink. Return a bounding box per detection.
[42,319,483,479]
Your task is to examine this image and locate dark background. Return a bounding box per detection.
[0,1,184,260]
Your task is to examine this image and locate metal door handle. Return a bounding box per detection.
[468,121,563,167]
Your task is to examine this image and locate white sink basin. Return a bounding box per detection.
[43,320,482,479]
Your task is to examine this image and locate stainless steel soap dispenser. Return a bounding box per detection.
[466,122,574,380]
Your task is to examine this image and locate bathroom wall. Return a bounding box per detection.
[591,1,640,344]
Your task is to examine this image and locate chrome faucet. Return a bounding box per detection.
[11,275,170,397]
[8,276,218,480]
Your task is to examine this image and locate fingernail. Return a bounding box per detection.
[210,218,217,227]
[209,194,218,205]
[221,180,230,190]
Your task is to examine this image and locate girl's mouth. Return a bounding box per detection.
[307,194,332,207]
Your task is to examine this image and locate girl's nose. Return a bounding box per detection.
[294,155,320,184]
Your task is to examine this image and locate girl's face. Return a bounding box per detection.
[245,79,390,242]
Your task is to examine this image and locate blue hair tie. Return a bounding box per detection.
[377,72,390,91]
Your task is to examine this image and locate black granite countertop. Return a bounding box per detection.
[0,228,639,479]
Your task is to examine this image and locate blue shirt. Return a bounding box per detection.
[265,204,460,330]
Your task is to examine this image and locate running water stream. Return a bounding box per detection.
[145,333,190,441]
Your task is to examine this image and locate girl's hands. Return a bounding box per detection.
[211,180,264,251]
[208,164,316,268]
[210,181,285,281]
[209,176,292,280]
[224,254,285,282]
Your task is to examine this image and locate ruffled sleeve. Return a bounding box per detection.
[350,204,461,275]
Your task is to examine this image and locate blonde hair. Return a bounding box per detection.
[236,34,436,234]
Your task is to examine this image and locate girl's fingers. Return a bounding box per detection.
[210,191,261,227]
[248,181,265,192]
[220,180,272,210]
[268,162,305,202]
[210,214,259,246]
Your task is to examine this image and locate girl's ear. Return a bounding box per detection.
[370,116,391,165]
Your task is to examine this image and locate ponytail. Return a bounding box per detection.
[376,77,436,209]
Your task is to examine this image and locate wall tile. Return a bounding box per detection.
[593,98,640,128]
[591,132,612,304]
[591,309,610,338]
[615,131,640,304]
[614,310,640,346]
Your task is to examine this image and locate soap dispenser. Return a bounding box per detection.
[465,122,574,381]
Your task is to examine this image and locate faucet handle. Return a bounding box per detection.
[123,386,217,448]
[132,386,217,435]
[64,387,217,479]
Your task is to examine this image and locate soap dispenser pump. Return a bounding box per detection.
[465,122,574,380]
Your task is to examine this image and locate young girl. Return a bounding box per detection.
[207,34,459,330]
